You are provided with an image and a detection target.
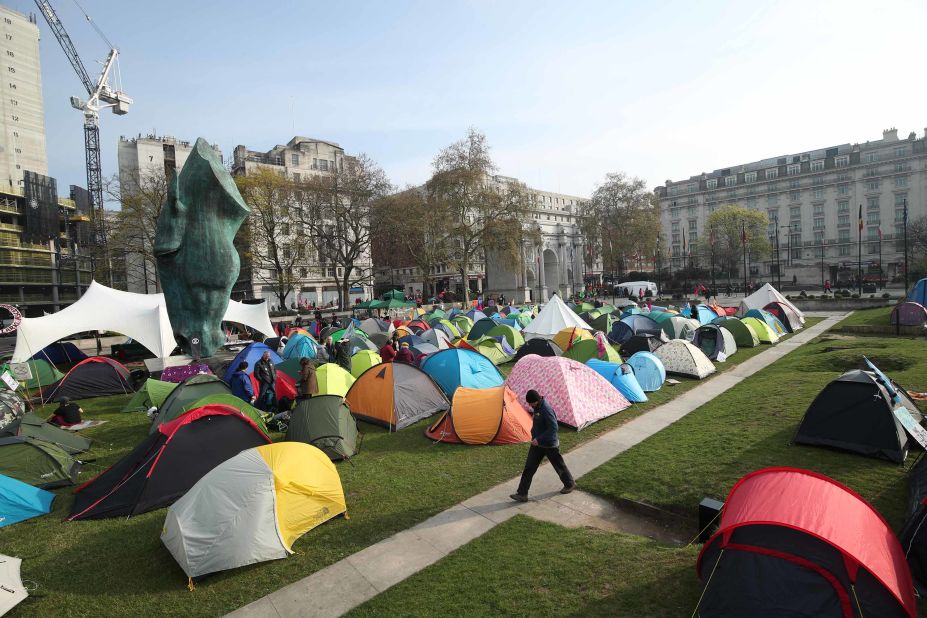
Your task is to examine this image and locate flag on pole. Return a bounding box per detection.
[858,203,864,231]
[741,222,747,244]
[878,226,883,241]
[682,228,687,253]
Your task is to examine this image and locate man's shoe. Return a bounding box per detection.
[560,484,577,494]
[510,493,528,503]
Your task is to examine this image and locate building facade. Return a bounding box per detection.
[0,6,47,194]
[375,175,590,303]
[232,136,373,308]
[656,127,927,287]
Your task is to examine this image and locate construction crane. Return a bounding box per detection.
[33,0,132,247]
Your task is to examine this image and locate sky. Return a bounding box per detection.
[8,0,927,203]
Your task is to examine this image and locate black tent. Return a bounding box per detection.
[513,338,563,363]
[285,395,360,460]
[68,404,269,520]
[793,370,921,463]
[619,334,663,358]
[42,357,134,403]
[901,455,927,595]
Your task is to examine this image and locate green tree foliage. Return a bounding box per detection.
[700,204,770,278]
[579,173,660,276]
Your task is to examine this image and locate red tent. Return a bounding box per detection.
[697,467,915,617]
[249,371,297,403]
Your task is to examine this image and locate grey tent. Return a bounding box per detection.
[1,412,91,455]
[150,374,232,433]
[346,362,450,430]
[692,324,737,362]
[285,395,360,460]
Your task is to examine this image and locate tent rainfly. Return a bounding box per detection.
[521,294,592,341]
[737,283,805,325]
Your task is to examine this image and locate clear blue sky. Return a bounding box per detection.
[8,0,927,201]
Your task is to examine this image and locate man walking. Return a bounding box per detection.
[511,390,575,502]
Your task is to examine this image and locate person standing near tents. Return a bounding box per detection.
[297,358,318,400]
[510,390,575,502]
[379,334,397,363]
[254,352,277,411]
[230,361,255,404]
[324,336,336,362]
[396,342,415,364]
[335,338,352,374]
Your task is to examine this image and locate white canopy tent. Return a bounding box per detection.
[12,281,275,362]
[521,294,592,340]
[736,283,805,323]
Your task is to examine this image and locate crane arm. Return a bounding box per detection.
[33,0,96,96]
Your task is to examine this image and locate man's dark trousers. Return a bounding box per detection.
[517,445,574,496]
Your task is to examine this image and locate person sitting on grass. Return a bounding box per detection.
[49,396,82,427]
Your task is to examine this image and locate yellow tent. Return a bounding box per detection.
[350,350,382,378]
[316,363,356,397]
[552,326,592,352]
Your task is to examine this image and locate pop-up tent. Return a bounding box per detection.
[0,554,28,615]
[285,396,359,460]
[764,301,803,332]
[563,333,622,364]
[223,343,282,382]
[901,455,927,594]
[608,315,662,345]
[466,317,499,341]
[745,308,788,336]
[346,363,449,430]
[697,467,915,618]
[420,348,504,398]
[30,341,86,365]
[793,369,921,464]
[350,350,382,378]
[513,338,562,363]
[521,294,592,341]
[892,302,927,327]
[586,360,647,403]
[712,316,759,348]
[162,442,346,580]
[626,352,665,391]
[0,359,63,391]
[0,473,55,528]
[150,374,232,433]
[654,340,716,379]
[619,334,663,358]
[505,355,630,430]
[1,412,92,455]
[741,316,779,344]
[737,283,805,325]
[692,324,737,362]
[426,386,532,445]
[42,357,134,402]
[316,364,356,397]
[660,316,701,341]
[282,334,319,360]
[908,278,927,305]
[69,405,270,520]
[552,326,592,352]
[122,378,177,413]
[0,436,80,488]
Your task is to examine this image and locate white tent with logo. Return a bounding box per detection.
[0,554,27,615]
[12,281,275,362]
[737,283,805,324]
[521,294,592,341]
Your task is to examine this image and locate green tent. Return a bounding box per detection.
[0,359,63,391]
[508,312,532,328]
[486,324,524,350]
[275,357,304,381]
[285,395,359,460]
[423,309,446,322]
[469,337,514,366]
[1,412,92,455]
[351,350,382,378]
[122,378,177,413]
[183,393,269,435]
[598,304,617,315]
[714,317,759,348]
[563,339,622,364]
[150,374,231,434]
[0,436,79,488]
[590,313,618,334]
[741,317,779,344]
[383,290,407,301]
[451,315,473,335]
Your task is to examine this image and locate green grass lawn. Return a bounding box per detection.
[348,515,701,618]
[345,323,927,617]
[831,305,894,329]
[1,323,818,617]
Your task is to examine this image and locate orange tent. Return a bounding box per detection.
[345,363,449,430]
[425,386,532,445]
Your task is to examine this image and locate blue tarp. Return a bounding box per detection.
[0,473,54,528]
[626,352,666,392]
[223,342,282,382]
[420,349,504,397]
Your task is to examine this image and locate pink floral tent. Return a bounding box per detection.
[504,354,630,430]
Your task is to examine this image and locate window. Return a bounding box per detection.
[838,200,849,213]
[767,209,779,223]
[688,219,697,231]
[319,160,329,171]
[863,167,878,178]
[687,183,697,193]
[867,197,879,210]
[839,244,851,256]
[814,217,824,230]
[835,155,849,167]
[724,176,736,187]
[789,190,801,202]
[837,183,850,195]
[895,162,910,173]
[672,234,679,244]
[814,231,825,256]
[767,194,780,206]
[838,214,850,227]
[764,168,779,181]
[687,196,697,206]
[895,176,908,188]
[837,172,851,182]
[812,187,824,200]
[893,146,907,158]
[312,158,318,169]
[895,208,906,223]
[813,204,824,216]
[790,206,801,220]
[812,175,825,186]
[291,154,300,166]
[867,212,880,224]
[895,193,908,207]
[811,160,824,172]
[706,179,717,189]
[787,164,800,176]
[839,229,850,243]
[706,202,717,213]
[744,171,757,183]
[671,222,679,232]
[865,152,878,163]
[687,206,697,216]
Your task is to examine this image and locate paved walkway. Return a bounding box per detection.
[228,314,846,618]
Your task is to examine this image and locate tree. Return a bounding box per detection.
[425,128,534,303]
[235,168,306,309]
[105,170,171,292]
[701,204,770,282]
[298,154,391,308]
[371,187,451,299]
[579,173,661,278]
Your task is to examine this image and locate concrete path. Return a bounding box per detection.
[227,314,846,618]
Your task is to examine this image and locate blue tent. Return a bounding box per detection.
[693,304,719,325]
[502,306,520,315]
[223,342,282,382]
[744,309,787,335]
[30,341,87,365]
[907,278,927,305]
[586,359,647,402]
[0,473,55,528]
[494,317,522,331]
[399,334,428,347]
[465,309,488,322]
[626,351,666,392]
[282,333,318,360]
[420,348,504,397]
[609,314,662,345]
